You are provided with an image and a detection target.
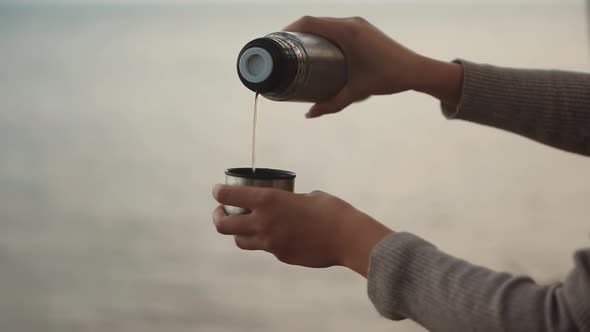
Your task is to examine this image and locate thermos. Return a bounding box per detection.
[237,32,347,102]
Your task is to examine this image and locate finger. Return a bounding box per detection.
[212,184,274,209]
[212,205,258,236]
[305,86,355,118]
[234,235,265,251]
[283,16,349,43]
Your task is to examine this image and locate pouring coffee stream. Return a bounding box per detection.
[251,92,260,173]
[238,31,348,173]
[224,31,347,214]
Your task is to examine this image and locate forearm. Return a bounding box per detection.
[367,232,590,331]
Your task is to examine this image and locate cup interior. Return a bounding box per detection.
[225,167,296,180]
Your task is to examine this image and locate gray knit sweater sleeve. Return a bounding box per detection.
[367,233,590,331]
[442,60,590,156]
[366,61,590,331]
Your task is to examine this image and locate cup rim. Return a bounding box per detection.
[225,167,296,180]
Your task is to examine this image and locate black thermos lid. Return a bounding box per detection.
[236,37,298,94]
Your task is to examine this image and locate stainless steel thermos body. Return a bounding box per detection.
[237,32,347,102]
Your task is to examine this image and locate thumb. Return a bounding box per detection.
[305,86,354,118]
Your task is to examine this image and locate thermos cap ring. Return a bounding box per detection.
[238,47,274,84]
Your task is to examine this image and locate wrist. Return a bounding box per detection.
[339,214,393,278]
[411,57,463,106]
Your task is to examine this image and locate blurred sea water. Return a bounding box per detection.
[0,2,589,332]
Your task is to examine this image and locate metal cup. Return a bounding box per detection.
[224,167,296,215]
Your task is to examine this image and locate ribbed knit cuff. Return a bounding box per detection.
[367,232,436,321]
[440,59,491,120]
